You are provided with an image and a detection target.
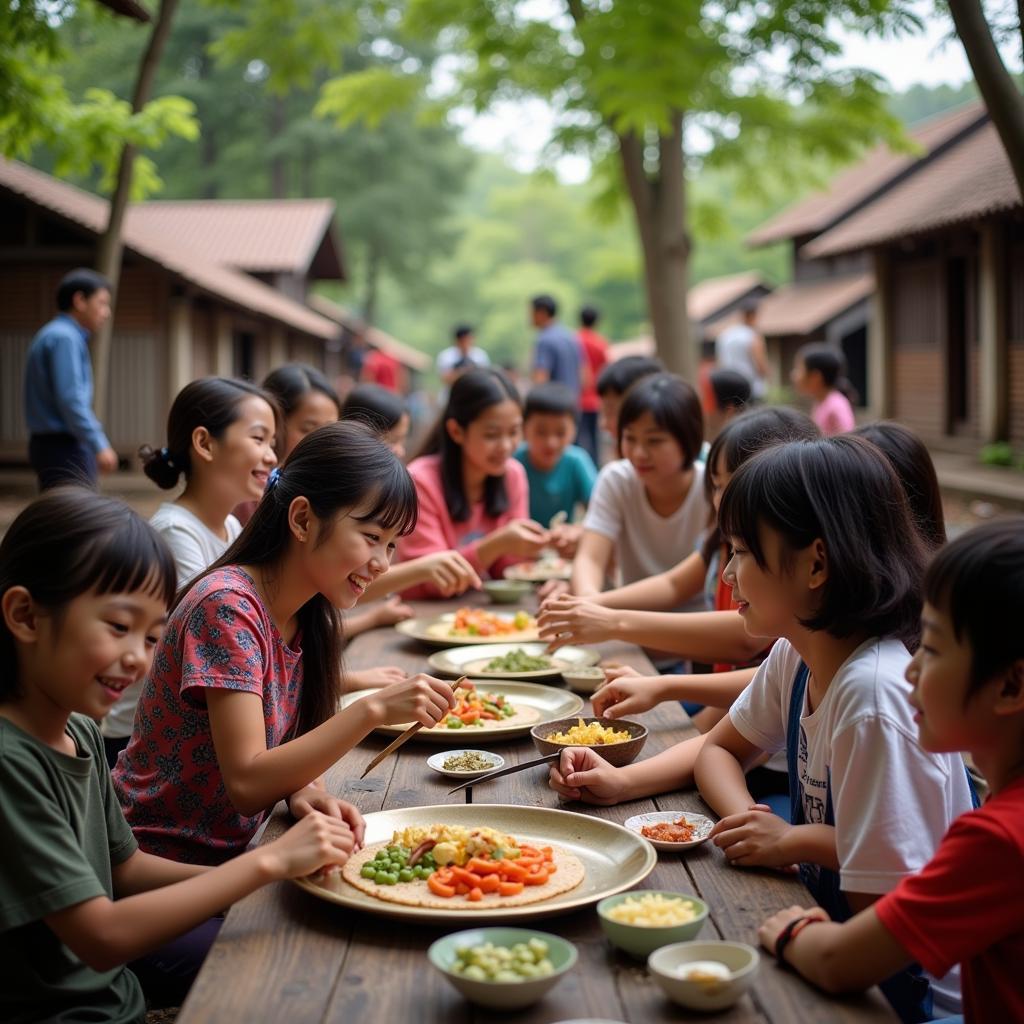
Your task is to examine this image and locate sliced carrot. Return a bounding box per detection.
[547,863,558,874]
[460,712,480,725]
[428,875,455,898]
[480,711,499,720]
[523,869,549,886]
[467,857,501,875]
[467,886,483,902]
[498,881,525,896]
[499,861,528,882]
[451,867,483,887]
[454,882,470,895]
[478,874,500,893]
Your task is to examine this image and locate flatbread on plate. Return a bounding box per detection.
[392,702,542,733]
[425,621,540,643]
[337,842,585,909]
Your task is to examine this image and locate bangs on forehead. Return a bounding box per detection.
[350,461,418,537]
[74,517,177,608]
[717,453,778,566]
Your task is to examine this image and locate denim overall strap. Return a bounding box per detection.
[785,660,933,1024]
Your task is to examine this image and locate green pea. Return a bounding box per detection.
[398,868,414,882]
[447,718,463,729]
[360,864,377,879]
[374,870,390,884]
[384,872,399,885]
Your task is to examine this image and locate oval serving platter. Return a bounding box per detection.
[427,642,599,681]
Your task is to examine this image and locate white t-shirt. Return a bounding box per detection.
[582,459,709,609]
[436,345,490,375]
[716,323,766,399]
[101,502,242,740]
[730,637,973,1013]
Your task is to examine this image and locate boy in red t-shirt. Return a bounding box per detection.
[757,518,1024,1024]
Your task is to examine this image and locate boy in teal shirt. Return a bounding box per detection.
[514,384,597,553]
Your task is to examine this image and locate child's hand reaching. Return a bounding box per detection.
[288,787,366,849]
[710,804,798,870]
[550,523,582,559]
[548,747,627,806]
[370,596,414,627]
[343,665,407,692]
[591,672,665,719]
[259,811,358,879]
[418,550,482,597]
[538,595,615,651]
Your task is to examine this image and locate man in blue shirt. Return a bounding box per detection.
[530,294,582,396]
[23,268,118,489]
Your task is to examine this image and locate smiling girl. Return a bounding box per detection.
[397,368,549,599]
[0,489,360,1020]
[113,422,455,866]
[103,378,280,766]
[570,373,709,602]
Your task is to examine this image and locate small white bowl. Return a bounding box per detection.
[623,811,715,852]
[648,940,760,1012]
[427,749,504,780]
[561,665,607,694]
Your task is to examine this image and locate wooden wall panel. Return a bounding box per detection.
[893,350,944,439]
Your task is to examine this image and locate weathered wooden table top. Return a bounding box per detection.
[178,597,895,1023]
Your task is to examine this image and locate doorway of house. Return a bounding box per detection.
[841,326,868,408]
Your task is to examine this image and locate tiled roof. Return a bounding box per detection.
[0,160,337,340]
[307,295,431,372]
[688,271,766,322]
[126,199,343,278]
[747,102,987,247]
[705,273,874,338]
[804,122,1022,257]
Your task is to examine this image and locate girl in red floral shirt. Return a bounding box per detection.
[114,422,456,866]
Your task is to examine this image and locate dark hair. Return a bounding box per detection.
[56,268,111,311]
[702,407,820,562]
[0,488,176,700]
[454,324,474,341]
[925,518,1024,693]
[580,305,599,328]
[853,422,946,550]
[596,355,663,397]
[798,343,858,404]
[262,363,340,420]
[415,368,521,522]
[709,368,752,412]
[531,294,557,317]
[524,382,578,420]
[341,383,407,437]
[618,372,704,470]
[197,422,417,736]
[139,377,279,490]
[718,436,928,644]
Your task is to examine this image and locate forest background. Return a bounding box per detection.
[29,2,983,371]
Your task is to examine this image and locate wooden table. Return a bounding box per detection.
[178,598,895,1024]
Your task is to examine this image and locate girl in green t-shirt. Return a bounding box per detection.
[0,488,358,1023]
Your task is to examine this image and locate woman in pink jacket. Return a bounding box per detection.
[399,369,550,598]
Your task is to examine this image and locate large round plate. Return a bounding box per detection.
[427,642,599,681]
[396,611,539,648]
[504,559,572,582]
[295,804,657,922]
[339,680,584,743]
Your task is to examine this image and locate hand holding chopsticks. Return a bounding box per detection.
[359,675,464,778]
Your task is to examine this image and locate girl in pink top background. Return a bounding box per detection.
[791,343,857,436]
[399,369,550,599]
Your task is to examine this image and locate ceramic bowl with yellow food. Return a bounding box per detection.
[647,940,759,1011]
[530,716,647,767]
[596,890,708,958]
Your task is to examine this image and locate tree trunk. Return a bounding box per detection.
[93,0,180,424]
[199,44,218,199]
[948,0,1024,199]
[270,95,287,198]
[362,241,381,326]
[616,114,693,379]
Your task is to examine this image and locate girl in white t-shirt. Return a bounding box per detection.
[571,373,709,599]
[103,377,279,764]
[695,436,974,1022]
